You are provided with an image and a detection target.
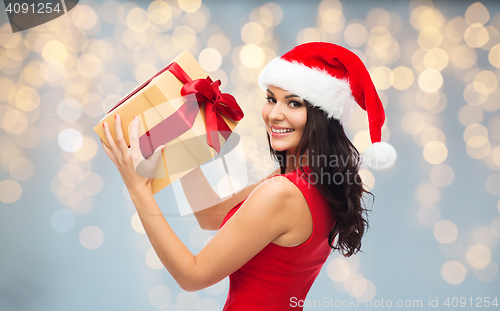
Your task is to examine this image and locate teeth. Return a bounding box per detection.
[271,127,295,133]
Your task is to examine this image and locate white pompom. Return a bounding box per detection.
[362,142,397,170]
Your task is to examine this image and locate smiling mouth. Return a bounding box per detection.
[270,126,295,134]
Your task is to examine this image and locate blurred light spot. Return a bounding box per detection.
[464,83,487,106]
[172,26,196,50]
[466,244,491,269]
[3,110,28,134]
[439,238,463,258]
[71,5,98,30]
[358,169,375,190]
[148,1,172,26]
[77,54,102,78]
[433,220,458,244]
[390,66,414,90]
[441,260,467,285]
[352,130,371,153]
[178,0,201,13]
[464,124,488,148]
[418,69,443,93]
[241,22,265,45]
[176,292,200,310]
[492,216,500,238]
[485,173,500,196]
[57,98,82,122]
[344,23,368,48]
[418,27,442,50]
[66,190,93,215]
[130,212,145,234]
[149,284,172,308]
[489,44,500,68]
[198,48,222,72]
[79,172,103,196]
[90,40,114,64]
[79,226,104,250]
[50,209,75,233]
[417,205,441,228]
[15,86,40,112]
[239,44,264,69]
[42,40,68,65]
[183,11,206,33]
[458,105,483,126]
[464,23,489,48]
[369,66,391,90]
[418,126,445,147]
[473,226,498,249]
[465,2,489,26]
[51,174,75,197]
[135,63,158,84]
[82,93,104,117]
[445,17,468,42]
[466,140,490,159]
[297,27,326,44]
[430,164,454,188]
[423,48,448,71]
[474,260,497,282]
[327,258,350,282]
[411,7,445,31]
[415,182,441,205]
[343,272,363,296]
[197,298,220,311]
[401,111,425,135]
[473,70,498,95]
[352,278,376,303]
[146,248,164,269]
[127,8,150,32]
[9,158,34,181]
[74,136,98,162]
[58,128,83,152]
[0,179,22,203]
[423,141,448,164]
[262,2,283,26]
[207,34,231,57]
[450,45,477,69]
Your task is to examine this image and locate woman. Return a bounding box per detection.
[101,42,396,310]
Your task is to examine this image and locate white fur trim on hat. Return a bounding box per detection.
[362,142,397,170]
[259,58,357,125]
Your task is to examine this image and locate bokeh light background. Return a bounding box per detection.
[1,0,500,310]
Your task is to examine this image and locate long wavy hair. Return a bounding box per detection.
[267,100,372,257]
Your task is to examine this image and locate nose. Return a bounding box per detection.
[268,102,285,121]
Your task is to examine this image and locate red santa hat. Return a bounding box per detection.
[258,42,396,170]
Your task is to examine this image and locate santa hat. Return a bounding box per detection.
[258,42,396,170]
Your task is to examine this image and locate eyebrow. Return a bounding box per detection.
[266,89,301,99]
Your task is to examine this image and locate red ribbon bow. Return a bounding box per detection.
[169,63,244,154]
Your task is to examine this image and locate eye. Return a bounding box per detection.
[265,96,276,104]
[289,101,302,108]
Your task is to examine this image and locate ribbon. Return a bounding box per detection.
[170,62,244,154]
[133,62,244,158]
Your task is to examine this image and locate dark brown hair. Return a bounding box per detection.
[267,101,372,257]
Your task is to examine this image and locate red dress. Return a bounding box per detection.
[219,165,337,310]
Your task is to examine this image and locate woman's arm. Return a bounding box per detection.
[179,166,281,230]
[130,175,303,291]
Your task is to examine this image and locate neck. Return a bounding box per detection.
[284,149,309,174]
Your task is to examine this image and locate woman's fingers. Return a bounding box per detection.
[102,121,122,160]
[114,114,130,153]
[101,139,118,164]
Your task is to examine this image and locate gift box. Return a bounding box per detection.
[94,50,244,194]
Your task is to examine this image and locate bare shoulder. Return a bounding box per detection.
[247,175,307,215]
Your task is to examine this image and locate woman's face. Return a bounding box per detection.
[261,85,307,155]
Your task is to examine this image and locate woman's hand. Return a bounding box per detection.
[100,114,165,195]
